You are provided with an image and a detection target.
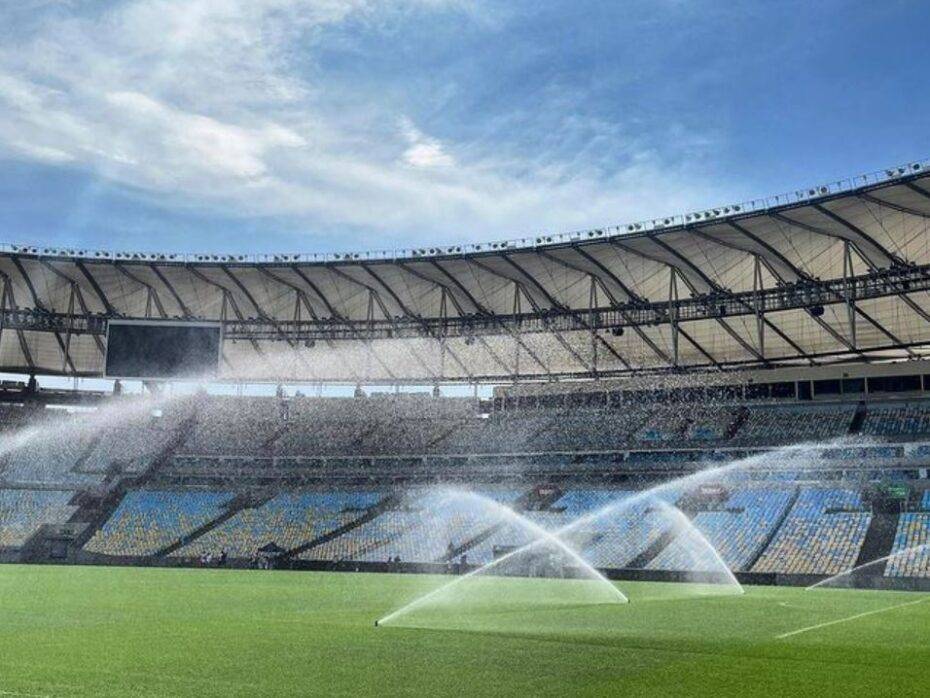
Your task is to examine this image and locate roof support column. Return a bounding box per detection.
[589,276,598,374]
[0,272,33,370]
[62,284,76,375]
[0,275,6,363]
[844,242,857,348]
[753,257,765,358]
[512,282,521,379]
[669,270,679,366]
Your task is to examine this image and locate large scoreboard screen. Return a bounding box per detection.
[105,321,222,380]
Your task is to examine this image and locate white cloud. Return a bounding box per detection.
[10,141,75,164]
[104,91,306,181]
[0,0,733,249]
[399,118,455,168]
[404,141,454,169]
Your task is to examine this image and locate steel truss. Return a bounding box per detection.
[3,261,930,346]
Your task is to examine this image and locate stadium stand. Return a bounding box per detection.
[2,421,102,488]
[860,402,930,441]
[649,488,795,572]
[82,411,187,475]
[730,404,857,447]
[174,491,382,559]
[184,398,280,456]
[84,490,234,556]
[752,488,871,575]
[306,488,522,563]
[0,489,76,547]
[6,165,930,594]
[885,514,930,578]
[682,408,740,445]
[529,410,630,452]
[3,386,930,581]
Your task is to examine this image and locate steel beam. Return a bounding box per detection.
[431,259,551,376]
[113,264,168,318]
[149,264,194,318]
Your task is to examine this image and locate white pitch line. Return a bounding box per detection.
[776,596,929,639]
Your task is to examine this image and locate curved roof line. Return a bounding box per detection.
[3,158,928,268]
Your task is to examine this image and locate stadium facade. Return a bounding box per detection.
[0,161,929,383]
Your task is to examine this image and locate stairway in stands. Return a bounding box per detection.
[69,410,200,552]
[261,423,289,454]
[723,406,749,442]
[285,494,399,560]
[444,522,504,562]
[625,528,678,569]
[852,512,900,576]
[744,486,801,571]
[67,433,104,478]
[848,401,867,435]
[438,486,550,562]
[154,491,274,557]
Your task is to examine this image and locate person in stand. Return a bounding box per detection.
[112,379,122,396]
[219,549,228,566]
[458,553,467,575]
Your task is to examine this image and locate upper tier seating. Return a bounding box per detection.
[683,409,740,444]
[185,398,281,456]
[82,410,186,474]
[6,394,930,484]
[631,404,730,445]
[3,418,101,488]
[435,413,554,454]
[730,404,856,447]
[530,411,633,452]
[860,402,930,441]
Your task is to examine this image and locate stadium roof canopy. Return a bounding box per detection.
[3,161,930,384]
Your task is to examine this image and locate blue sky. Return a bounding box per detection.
[0,0,926,256]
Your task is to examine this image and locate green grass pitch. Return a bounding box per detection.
[1,565,928,696]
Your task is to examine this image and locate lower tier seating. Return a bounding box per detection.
[0,489,75,547]
[885,514,930,578]
[305,488,523,563]
[173,491,382,559]
[84,490,233,556]
[752,488,870,575]
[649,488,795,572]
